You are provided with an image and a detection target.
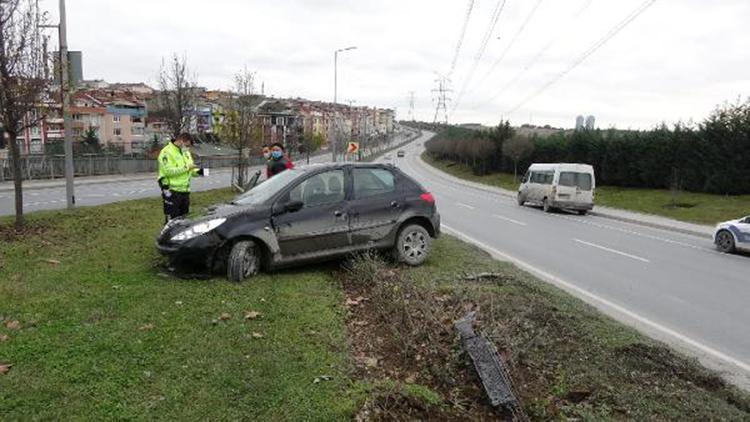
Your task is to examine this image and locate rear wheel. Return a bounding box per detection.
[578,209,588,216]
[543,198,552,213]
[394,224,431,266]
[715,230,736,253]
[227,240,261,282]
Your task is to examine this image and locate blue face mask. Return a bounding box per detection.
[271,150,283,159]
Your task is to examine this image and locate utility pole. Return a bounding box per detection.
[41,0,75,208]
[432,75,452,124]
[332,46,356,162]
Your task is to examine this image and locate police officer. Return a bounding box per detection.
[157,133,204,222]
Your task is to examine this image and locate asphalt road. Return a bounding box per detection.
[385,131,750,387]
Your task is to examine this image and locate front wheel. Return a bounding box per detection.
[227,240,261,282]
[517,194,525,206]
[543,198,552,213]
[393,224,431,266]
[578,209,588,216]
[715,230,736,253]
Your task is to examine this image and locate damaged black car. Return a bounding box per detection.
[156,163,440,281]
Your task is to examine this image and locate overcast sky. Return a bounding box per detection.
[44,0,749,129]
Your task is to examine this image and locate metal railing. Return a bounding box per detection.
[0,155,258,182]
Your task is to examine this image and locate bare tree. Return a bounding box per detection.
[0,0,50,228]
[157,53,196,139]
[502,135,535,182]
[215,67,260,188]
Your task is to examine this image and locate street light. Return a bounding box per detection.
[332,46,357,162]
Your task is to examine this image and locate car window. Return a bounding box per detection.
[287,170,345,207]
[233,168,302,206]
[531,171,553,185]
[521,171,530,183]
[559,172,593,191]
[353,168,396,199]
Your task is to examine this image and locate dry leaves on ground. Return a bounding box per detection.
[252,332,264,339]
[244,311,261,320]
[0,334,8,342]
[0,363,12,375]
[219,313,232,321]
[139,323,154,331]
[5,320,21,330]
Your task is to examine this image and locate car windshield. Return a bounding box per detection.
[232,169,303,206]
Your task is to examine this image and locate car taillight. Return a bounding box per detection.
[420,192,435,204]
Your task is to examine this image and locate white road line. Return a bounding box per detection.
[573,238,651,263]
[456,202,475,210]
[492,214,527,226]
[441,224,750,375]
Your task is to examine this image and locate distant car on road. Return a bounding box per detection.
[157,163,440,281]
[714,215,750,253]
[397,150,406,157]
[517,163,595,215]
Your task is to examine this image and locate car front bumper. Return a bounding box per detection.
[156,232,223,269]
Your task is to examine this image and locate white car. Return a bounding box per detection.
[714,216,750,253]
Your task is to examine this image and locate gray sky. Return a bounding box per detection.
[46,0,749,129]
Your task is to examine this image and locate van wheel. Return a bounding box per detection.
[393,224,431,266]
[715,230,736,253]
[517,194,525,206]
[227,240,261,282]
[578,209,588,216]
[543,198,552,213]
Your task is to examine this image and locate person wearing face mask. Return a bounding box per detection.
[261,144,271,161]
[266,142,294,178]
[157,133,204,222]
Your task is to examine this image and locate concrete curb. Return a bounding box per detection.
[415,152,714,239]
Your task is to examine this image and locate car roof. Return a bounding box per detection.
[297,162,395,171]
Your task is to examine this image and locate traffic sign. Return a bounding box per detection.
[347,142,359,154]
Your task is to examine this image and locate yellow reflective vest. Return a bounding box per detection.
[157,142,198,193]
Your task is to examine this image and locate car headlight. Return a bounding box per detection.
[171,218,226,242]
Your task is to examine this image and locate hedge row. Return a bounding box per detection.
[425,99,750,195]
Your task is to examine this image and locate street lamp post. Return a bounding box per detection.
[332,46,356,162]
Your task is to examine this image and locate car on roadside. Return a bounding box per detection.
[156,163,440,281]
[397,150,406,158]
[714,215,750,253]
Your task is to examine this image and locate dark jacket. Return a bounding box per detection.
[266,156,294,178]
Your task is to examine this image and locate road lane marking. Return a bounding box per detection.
[441,224,750,375]
[456,202,475,210]
[573,238,650,263]
[492,214,527,226]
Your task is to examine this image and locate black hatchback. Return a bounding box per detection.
[157,163,440,281]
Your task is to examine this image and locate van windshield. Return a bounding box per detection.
[559,172,592,191]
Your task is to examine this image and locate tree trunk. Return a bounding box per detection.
[8,132,24,229]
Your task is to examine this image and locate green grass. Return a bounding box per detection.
[0,190,355,420]
[422,152,750,225]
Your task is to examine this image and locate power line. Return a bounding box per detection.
[470,0,593,110]
[448,0,476,78]
[472,0,544,93]
[505,0,658,116]
[450,0,508,115]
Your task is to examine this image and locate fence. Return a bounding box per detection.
[0,154,262,182]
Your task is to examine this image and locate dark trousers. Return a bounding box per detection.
[163,190,190,222]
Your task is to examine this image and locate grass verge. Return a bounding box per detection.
[0,190,355,420]
[421,152,750,225]
[341,238,750,420]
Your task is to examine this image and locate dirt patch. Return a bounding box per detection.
[0,220,55,243]
[341,253,506,420]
